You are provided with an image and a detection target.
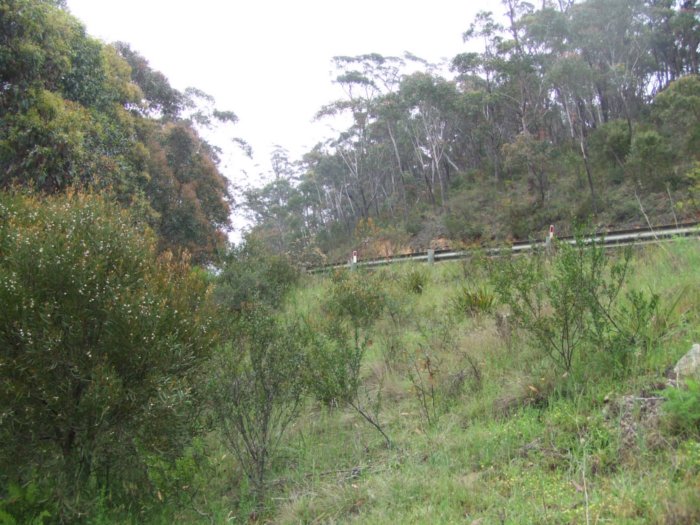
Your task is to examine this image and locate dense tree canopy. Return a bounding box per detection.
[0,0,235,263]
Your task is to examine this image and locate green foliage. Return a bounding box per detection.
[443,204,485,242]
[214,235,300,313]
[0,481,53,525]
[451,285,495,316]
[403,267,429,294]
[209,307,307,504]
[143,437,211,512]
[304,317,361,407]
[626,129,675,190]
[686,161,700,212]
[502,132,553,204]
[243,176,311,257]
[3,1,700,521]
[491,235,659,375]
[0,0,104,104]
[138,120,232,263]
[200,242,697,523]
[327,270,386,332]
[0,0,234,263]
[0,191,216,520]
[661,380,700,438]
[145,121,232,262]
[113,42,184,118]
[244,9,699,259]
[652,75,700,161]
[304,271,392,446]
[588,119,631,183]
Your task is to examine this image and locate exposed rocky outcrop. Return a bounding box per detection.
[668,343,700,386]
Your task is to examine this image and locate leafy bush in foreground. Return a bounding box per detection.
[0,191,216,522]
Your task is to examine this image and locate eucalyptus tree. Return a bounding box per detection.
[261,0,700,257]
[625,74,700,190]
[244,176,310,255]
[546,52,601,211]
[398,72,462,207]
[113,41,185,119]
[453,10,514,182]
[502,131,554,205]
[569,0,654,128]
[500,0,553,135]
[316,54,406,222]
[647,0,700,91]
[673,0,700,75]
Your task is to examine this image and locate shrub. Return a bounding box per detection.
[209,307,307,505]
[0,481,53,525]
[304,271,392,447]
[304,316,362,407]
[214,234,300,313]
[0,191,216,521]
[327,270,386,340]
[444,209,485,241]
[406,348,443,428]
[626,129,675,190]
[491,235,658,375]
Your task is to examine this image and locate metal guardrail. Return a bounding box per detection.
[308,222,700,273]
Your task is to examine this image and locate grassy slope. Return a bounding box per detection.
[203,240,699,524]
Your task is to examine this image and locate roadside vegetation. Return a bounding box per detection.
[3,199,698,523]
[1,1,699,523]
[216,237,699,524]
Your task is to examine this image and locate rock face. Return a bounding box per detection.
[670,343,700,384]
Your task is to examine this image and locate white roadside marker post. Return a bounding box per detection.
[545,224,554,255]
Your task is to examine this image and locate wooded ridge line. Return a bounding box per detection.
[308,221,700,272]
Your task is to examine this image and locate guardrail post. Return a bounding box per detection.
[427,249,435,265]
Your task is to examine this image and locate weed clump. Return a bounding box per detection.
[452,285,495,316]
[404,267,429,294]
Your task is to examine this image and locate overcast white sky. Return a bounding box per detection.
[67,1,503,179]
